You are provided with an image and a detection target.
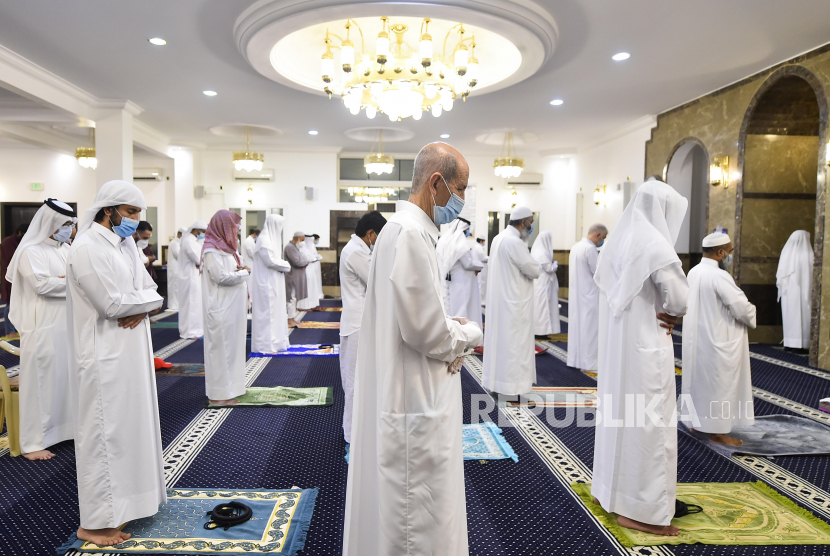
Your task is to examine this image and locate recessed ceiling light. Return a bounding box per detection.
[148,37,167,46]
[440,134,450,139]
[612,52,630,61]
[550,99,564,106]
[308,130,318,135]
[203,90,217,96]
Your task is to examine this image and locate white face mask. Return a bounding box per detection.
[136,239,149,249]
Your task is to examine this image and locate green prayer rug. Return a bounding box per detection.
[150,321,180,329]
[205,387,333,408]
[572,482,830,547]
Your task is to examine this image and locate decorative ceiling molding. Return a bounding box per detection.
[233,0,558,98]
[344,127,415,142]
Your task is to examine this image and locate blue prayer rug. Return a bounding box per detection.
[250,344,339,358]
[345,423,518,464]
[58,488,317,555]
[463,421,519,462]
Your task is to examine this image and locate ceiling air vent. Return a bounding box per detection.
[133,168,164,181]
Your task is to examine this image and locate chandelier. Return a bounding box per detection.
[75,127,97,169]
[321,17,480,120]
[233,126,264,172]
[493,132,524,178]
[365,130,394,175]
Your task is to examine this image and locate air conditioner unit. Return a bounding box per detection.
[505,173,543,187]
[133,168,164,181]
[369,202,396,213]
[233,168,275,182]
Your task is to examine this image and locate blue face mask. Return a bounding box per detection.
[109,212,139,238]
[53,225,73,244]
[597,239,604,248]
[197,233,206,241]
[520,222,534,240]
[464,230,471,237]
[432,176,465,226]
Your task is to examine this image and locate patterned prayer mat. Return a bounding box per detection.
[547,333,568,342]
[572,481,830,547]
[307,307,342,312]
[151,322,180,329]
[155,364,205,377]
[250,344,339,358]
[58,487,317,555]
[205,387,333,408]
[683,415,830,457]
[295,321,340,329]
[474,345,546,355]
[463,422,519,462]
[506,386,598,407]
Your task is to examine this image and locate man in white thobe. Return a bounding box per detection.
[6,199,77,461]
[242,229,260,269]
[66,180,165,547]
[567,223,608,372]
[482,207,542,396]
[201,210,251,405]
[777,230,813,349]
[178,220,207,339]
[166,228,184,311]
[437,218,484,329]
[251,215,291,354]
[473,235,488,307]
[592,181,689,537]
[339,211,386,443]
[343,143,482,556]
[681,232,756,446]
[531,231,561,336]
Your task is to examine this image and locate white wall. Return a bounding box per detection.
[575,116,656,240]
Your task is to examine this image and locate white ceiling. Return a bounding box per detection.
[1,0,830,155]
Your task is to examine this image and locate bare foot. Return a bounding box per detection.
[617,516,680,536]
[77,527,131,547]
[710,433,743,447]
[287,319,299,328]
[23,449,55,461]
[209,399,239,406]
[593,497,601,505]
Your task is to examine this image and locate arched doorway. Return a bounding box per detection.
[665,139,709,271]
[736,69,826,357]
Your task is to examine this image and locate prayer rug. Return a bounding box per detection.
[151,322,180,329]
[546,333,568,342]
[474,345,546,355]
[156,364,205,377]
[58,487,317,555]
[506,386,597,408]
[307,307,342,312]
[345,423,518,463]
[250,344,339,358]
[296,321,340,329]
[463,422,519,462]
[682,414,830,457]
[205,387,333,408]
[572,481,830,547]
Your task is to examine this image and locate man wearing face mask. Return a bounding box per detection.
[133,221,156,282]
[65,181,165,547]
[178,221,207,339]
[343,143,482,556]
[567,223,608,374]
[681,232,756,447]
[5,199,77,461]
[481,207,542,396]
[338,211,386,443]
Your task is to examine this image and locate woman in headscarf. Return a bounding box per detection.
[200,210,250,405]
[250,214,291,354]
[297,235,322,311]
[531,231,560,336]
[6,199,77,460]
[591,180,689,537]
[777,230,813,349]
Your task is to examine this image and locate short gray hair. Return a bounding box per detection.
[411,143,459,193]
[588,223,607,236]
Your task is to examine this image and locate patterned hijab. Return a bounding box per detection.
[200,209,242,266]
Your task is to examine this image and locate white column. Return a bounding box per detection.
[95,108,134,188]
[169,147,195,229]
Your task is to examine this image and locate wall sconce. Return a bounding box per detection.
[710,155,729,187]
[593,184,607,206]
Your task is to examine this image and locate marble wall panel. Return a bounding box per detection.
[744,135,820,193]
[740,199,816,258]
[740,261,779,285]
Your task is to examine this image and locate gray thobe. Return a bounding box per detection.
[284,241,308,301]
